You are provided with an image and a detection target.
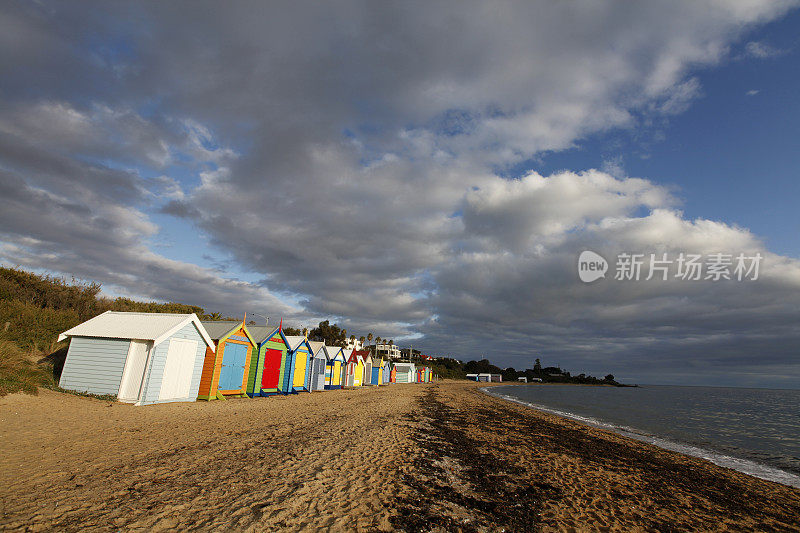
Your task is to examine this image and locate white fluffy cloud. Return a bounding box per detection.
[1,1,799,385]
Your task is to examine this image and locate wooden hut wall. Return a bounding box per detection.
[247,331,289,396]
[197,325,254,400]
[137,322,208,404]
[287,341,312,393]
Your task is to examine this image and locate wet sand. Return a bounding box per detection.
[2,381,799,531]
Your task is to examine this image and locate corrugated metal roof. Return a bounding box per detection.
[246,325,278,343]
[308,341,325,356]
[324,345,343,360]
[58,311,214,349]
[200,320,241,340]
[283,335,307,350]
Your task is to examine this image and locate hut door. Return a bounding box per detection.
[159,338,198,400]
[219,343,247,391]
[262,348,283,389]
[119,340,150,402]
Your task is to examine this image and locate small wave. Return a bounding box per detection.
[481,387,800,489]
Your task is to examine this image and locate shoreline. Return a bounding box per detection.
[394,381,800,531]
[482,384,800,490]
[2,381,799,531]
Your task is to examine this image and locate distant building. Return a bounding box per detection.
[399,347,421,359]
[345,337,363,351]
[371,342,401,359]
[518,377,527,383]
[466,373,501,382]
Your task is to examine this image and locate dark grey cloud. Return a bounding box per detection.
[0,1,799,386]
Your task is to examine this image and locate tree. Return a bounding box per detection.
[389,339,393,345]
[359,336,365,343]
[283,326,301,336]
[534,358,542,372]
[604,374,615,382]
[309,320,347,347]
[367,333,373,345]
[376,336,382,344]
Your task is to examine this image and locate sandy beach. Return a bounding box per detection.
[2,381,799,532]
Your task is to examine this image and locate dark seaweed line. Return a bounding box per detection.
[389,385,547,533]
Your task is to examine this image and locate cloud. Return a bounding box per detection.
[746,89,761,96]
[1,1,799,386]
[743,40,788,59]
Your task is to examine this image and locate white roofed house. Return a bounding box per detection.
[57,311,215,406]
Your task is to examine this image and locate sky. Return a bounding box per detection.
[1,1,799,388]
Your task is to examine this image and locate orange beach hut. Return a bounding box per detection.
[197,319,256,400]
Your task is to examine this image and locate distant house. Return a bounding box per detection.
[58,312,215,405]
[371,342,401,359]
[344,337,363,351]
[518,377,528,383]
[466,373,499,382]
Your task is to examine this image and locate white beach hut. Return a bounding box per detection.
[308,341,327,391]
[58,311,215,405]
[394,362,416,383]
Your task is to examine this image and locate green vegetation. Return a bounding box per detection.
[0,266,228,396]
[417,355,624,385]
[0,338,57,396]
[308,320,348,347]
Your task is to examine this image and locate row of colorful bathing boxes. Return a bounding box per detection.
[57,311,433,406]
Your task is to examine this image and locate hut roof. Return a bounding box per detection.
[308,341,325,356]
[283,335,308,351]
[200,320,242,340]
[353,349,372,361]
[394,362,416,370]
[58,311,215,350]
[324,345,343,360]
[247,325,281,344]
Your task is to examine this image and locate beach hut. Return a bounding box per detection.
[382,358,391,384]
[57,311,215,405]
[308,341,326,392]
[246,324,291,397]
[343,348,358,387]
[197,320,257,400]
[394,362,416,383]
[360,350,374,385]
[351,349,371,386]
[324,345,345,390]
[371,354,384,385]
[389,363,397,383]
[283,336,313,393]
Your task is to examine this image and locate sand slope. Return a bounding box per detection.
[0,386,422,531]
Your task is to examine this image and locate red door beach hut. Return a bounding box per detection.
[58,312,215,405]
[324,345,345,389]
[308,341,326,391]
[197,320,256,400]
[246,324,291,396]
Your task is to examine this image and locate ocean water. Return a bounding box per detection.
[485,384,800,489]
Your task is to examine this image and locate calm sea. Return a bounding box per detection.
[486,384,800,488]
